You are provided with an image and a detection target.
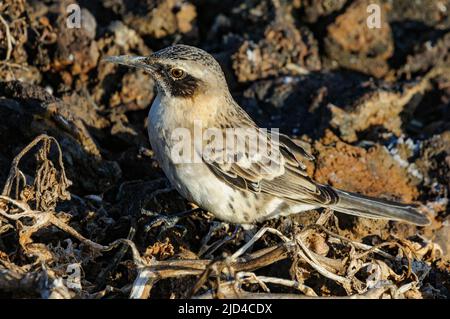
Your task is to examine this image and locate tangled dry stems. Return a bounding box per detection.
[0,135,437,299]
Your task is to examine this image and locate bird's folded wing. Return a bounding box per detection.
[203,126,338,206]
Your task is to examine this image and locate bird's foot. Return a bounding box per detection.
[142,207,201,240]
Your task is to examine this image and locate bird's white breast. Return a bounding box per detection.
[147,94,242,222]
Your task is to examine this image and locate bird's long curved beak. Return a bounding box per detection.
[103,55,154,71]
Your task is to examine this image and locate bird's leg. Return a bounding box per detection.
[199,224,257,258]
[198,221,242,257]
[202,224,241,258]
[198,221,228,257]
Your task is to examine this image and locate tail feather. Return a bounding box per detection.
[332,190,430,226]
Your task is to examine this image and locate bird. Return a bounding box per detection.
[104,44,430,227]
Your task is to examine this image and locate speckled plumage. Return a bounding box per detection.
[105,45,430,226]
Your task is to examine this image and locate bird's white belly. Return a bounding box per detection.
[169,163,238,219]
[147,97,242,223]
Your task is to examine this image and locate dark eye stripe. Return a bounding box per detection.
[149,62,201,97]
[169,74,200,97]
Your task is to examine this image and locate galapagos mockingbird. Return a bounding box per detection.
[104,44,430,227]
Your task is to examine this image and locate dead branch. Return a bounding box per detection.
[0,13,12,61]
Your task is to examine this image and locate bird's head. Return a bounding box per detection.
[104,44,228,100]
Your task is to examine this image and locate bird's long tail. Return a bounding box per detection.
[331,190,430,226]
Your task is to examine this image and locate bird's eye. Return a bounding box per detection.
[170,68,185,79]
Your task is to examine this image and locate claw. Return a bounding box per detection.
[143,212,181,232]
[142,207,201,237]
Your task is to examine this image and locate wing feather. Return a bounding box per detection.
[203,102,338,206]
